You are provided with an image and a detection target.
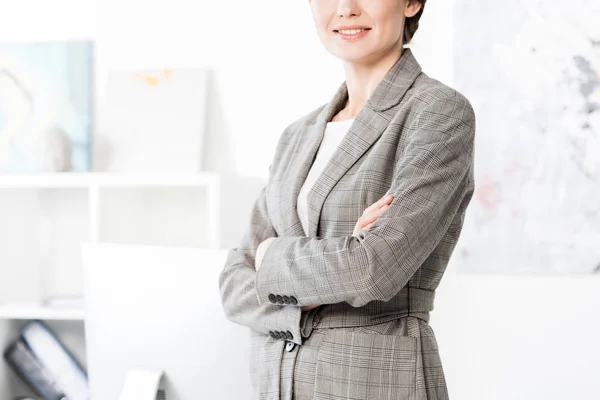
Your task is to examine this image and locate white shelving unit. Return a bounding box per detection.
[0,172,220,188]
[0,302,85,321]
[0,171,264,398]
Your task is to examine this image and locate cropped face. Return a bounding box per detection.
[309,0,422,64]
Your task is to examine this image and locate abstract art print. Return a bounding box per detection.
[453,0,600,274]
[100,68,208,173]
[0,41,93,172]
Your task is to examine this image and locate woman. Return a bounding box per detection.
[219,0,476,398]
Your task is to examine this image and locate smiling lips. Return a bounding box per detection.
[333,27,372,41]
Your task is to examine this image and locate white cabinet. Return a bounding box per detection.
[0,172,264,399]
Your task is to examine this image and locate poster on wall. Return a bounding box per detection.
[0,41,93,172]
[453,0,600,274]
[99,68,208,173]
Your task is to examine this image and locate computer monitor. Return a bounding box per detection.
[81,242,252,400]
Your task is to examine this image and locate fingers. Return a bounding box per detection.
[377,204,389,216]
[353,193,394,238]
[302,304,320,311]
[362,193,393,215]
[359,204,389,230]
[365,204,389,227]
[358,212,378,227]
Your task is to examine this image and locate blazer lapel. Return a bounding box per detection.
[280,86,346,237]
[285,48,423,238]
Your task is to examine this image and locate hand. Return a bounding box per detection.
[352,193,393,237]
[255,237,277,271]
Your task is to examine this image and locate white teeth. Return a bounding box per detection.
[339,29,366,35]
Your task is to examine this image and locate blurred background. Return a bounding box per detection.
[0,0,598,399]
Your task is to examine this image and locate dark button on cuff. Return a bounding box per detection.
[282,295,290,304]
[273,331,281,339]
[269,331,275,338]
[276,295,284,304]
[289,296,298,305]
[268,294,277,304]
[285,331,293,340]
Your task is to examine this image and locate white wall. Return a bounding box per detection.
[0,0,456,178]
[1,1,598,399]
[0,0,339,177]
[433,266,600,400]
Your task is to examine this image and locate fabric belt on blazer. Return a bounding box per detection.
[299,287,435,339]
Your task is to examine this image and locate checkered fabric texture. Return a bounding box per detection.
[219,47,476,400]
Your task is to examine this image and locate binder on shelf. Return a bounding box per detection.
[20,320,89,400]
[3,339,66,400]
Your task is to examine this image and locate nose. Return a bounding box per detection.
[336,0,360,18]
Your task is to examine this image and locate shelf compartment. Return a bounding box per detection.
[0,301,85,321]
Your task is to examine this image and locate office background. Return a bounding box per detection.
[0,0,598,399]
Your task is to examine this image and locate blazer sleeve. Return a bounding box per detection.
[218,170,304,344]
[255,92,476,308]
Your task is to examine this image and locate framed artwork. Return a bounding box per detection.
[453,0,600,274]
[0,41,93,172]
[99,68,208,173]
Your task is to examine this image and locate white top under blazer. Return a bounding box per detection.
[297,117,355,236]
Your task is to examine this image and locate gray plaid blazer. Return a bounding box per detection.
[219,47,476,400]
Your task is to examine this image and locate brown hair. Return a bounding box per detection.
[403,0,426,44]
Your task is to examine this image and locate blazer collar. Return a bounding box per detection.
[286,47,423,237]
[366,47,422,112]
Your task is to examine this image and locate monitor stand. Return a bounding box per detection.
[119,368,165,400]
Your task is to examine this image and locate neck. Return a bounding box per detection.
[340,46,404,118]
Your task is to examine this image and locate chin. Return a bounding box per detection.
[330,49,380,64]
